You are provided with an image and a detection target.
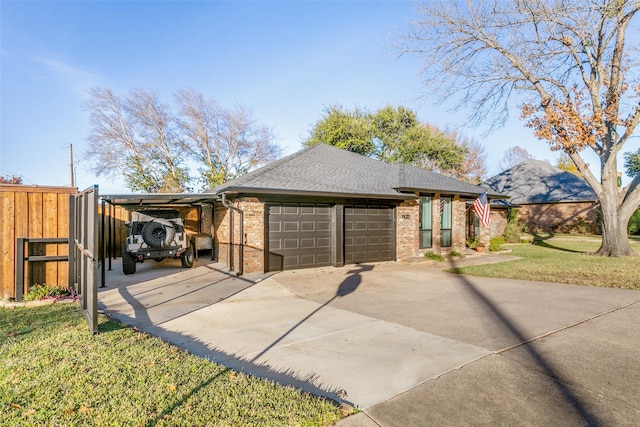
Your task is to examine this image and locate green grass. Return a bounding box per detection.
[0,304,343,426]
[449,235,640,290]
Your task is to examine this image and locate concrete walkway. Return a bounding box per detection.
[98,255,640,425]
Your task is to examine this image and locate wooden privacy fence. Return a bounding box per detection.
[0,185,77,300]
[1,184,209,300]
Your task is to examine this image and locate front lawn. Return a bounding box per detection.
[449,235,640,290]
[0,304,343,426]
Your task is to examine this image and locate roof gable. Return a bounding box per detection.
[483,159,596,204]
[209,144,500,199]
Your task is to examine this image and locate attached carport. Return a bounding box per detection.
[99,193,220,283]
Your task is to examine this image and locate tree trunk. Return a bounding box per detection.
[596,196,636,257]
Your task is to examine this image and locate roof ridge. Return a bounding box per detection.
[208,144,319,192]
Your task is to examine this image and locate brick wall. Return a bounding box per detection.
[237,198,265,273]
[396,199,419,260]
[490,209,508,238]
[519,202,597,234]
[213,202,229,266]
[396,195,471,259]
[451,196,467,253]
[213,197,265,274]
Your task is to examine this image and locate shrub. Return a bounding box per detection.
[25,284,71,301]
[489,237,505,251]
[503,207,523,243]
[425,251,445,262]
[449,250,462,257]
[466,238,479,248]
[629,208,640,235]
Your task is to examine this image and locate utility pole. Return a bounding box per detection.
[69,143,75,187]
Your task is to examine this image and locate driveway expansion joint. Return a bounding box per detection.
[494,297,640,355]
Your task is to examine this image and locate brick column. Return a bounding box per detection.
[396,199,419,260]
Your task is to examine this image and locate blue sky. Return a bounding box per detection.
[1,0,614,193]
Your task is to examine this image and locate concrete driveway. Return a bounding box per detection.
[98,255,640,426]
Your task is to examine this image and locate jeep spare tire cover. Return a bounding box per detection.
[141,221,168,248]
[163,222,176,247]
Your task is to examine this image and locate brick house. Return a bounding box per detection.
[483,159,598,235]
[208,144,502,274]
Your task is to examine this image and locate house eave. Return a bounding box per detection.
[216,187,416,200]
[395,187,507,199]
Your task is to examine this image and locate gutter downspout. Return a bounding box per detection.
[221,193,243,275]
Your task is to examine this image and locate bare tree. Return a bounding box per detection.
[84,87,189,193]
[499,146,534,171]
[401,0,640,256]
[175,88,281,189]
[0,175,23,184]
[445,131,488,184]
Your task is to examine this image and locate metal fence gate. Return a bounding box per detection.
[69,185,99,334]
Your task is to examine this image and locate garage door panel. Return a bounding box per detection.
[283,239,300,249]
[345,205,394,264]
[283,221,299,231]
[300,238,316,248]
[355,236,367,245]
[317,237,331,248]
[269,239,282,250]
[282,206,299,214]
[300,221,316,231]
[268,204,332,271]
[317,221,330,231]
[355,221,367,230]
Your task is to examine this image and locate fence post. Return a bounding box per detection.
[15,238,25,302]
[69,195,76,293]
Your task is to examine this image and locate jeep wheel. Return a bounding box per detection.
[123,252,137,275]
[141,221,167,248]
[181,247,194,269]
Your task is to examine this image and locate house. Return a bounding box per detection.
[483,159,598,235]
[208,144,503,274]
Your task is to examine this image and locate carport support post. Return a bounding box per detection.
[221,193,243,275]
[107,202,112,271]
[100,199,106,288]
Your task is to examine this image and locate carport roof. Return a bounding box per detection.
[101,193,219,208]
[209,144,504,199]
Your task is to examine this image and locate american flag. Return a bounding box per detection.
[472,191,491,227]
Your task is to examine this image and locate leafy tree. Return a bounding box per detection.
[175,88,281,189]
[401,0,640,256]
[556,153,583,178]
[304,105,467,175]
[304,105,376,156]
[628,208,640,235]
[0,175,23,184]
[499,146,534,172]
[624,148,640,178]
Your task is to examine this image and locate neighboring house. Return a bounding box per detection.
[483,159,598,235]
[207,144,503,274]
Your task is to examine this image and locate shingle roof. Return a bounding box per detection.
[208,144,502,199]
[482,159,596,204]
